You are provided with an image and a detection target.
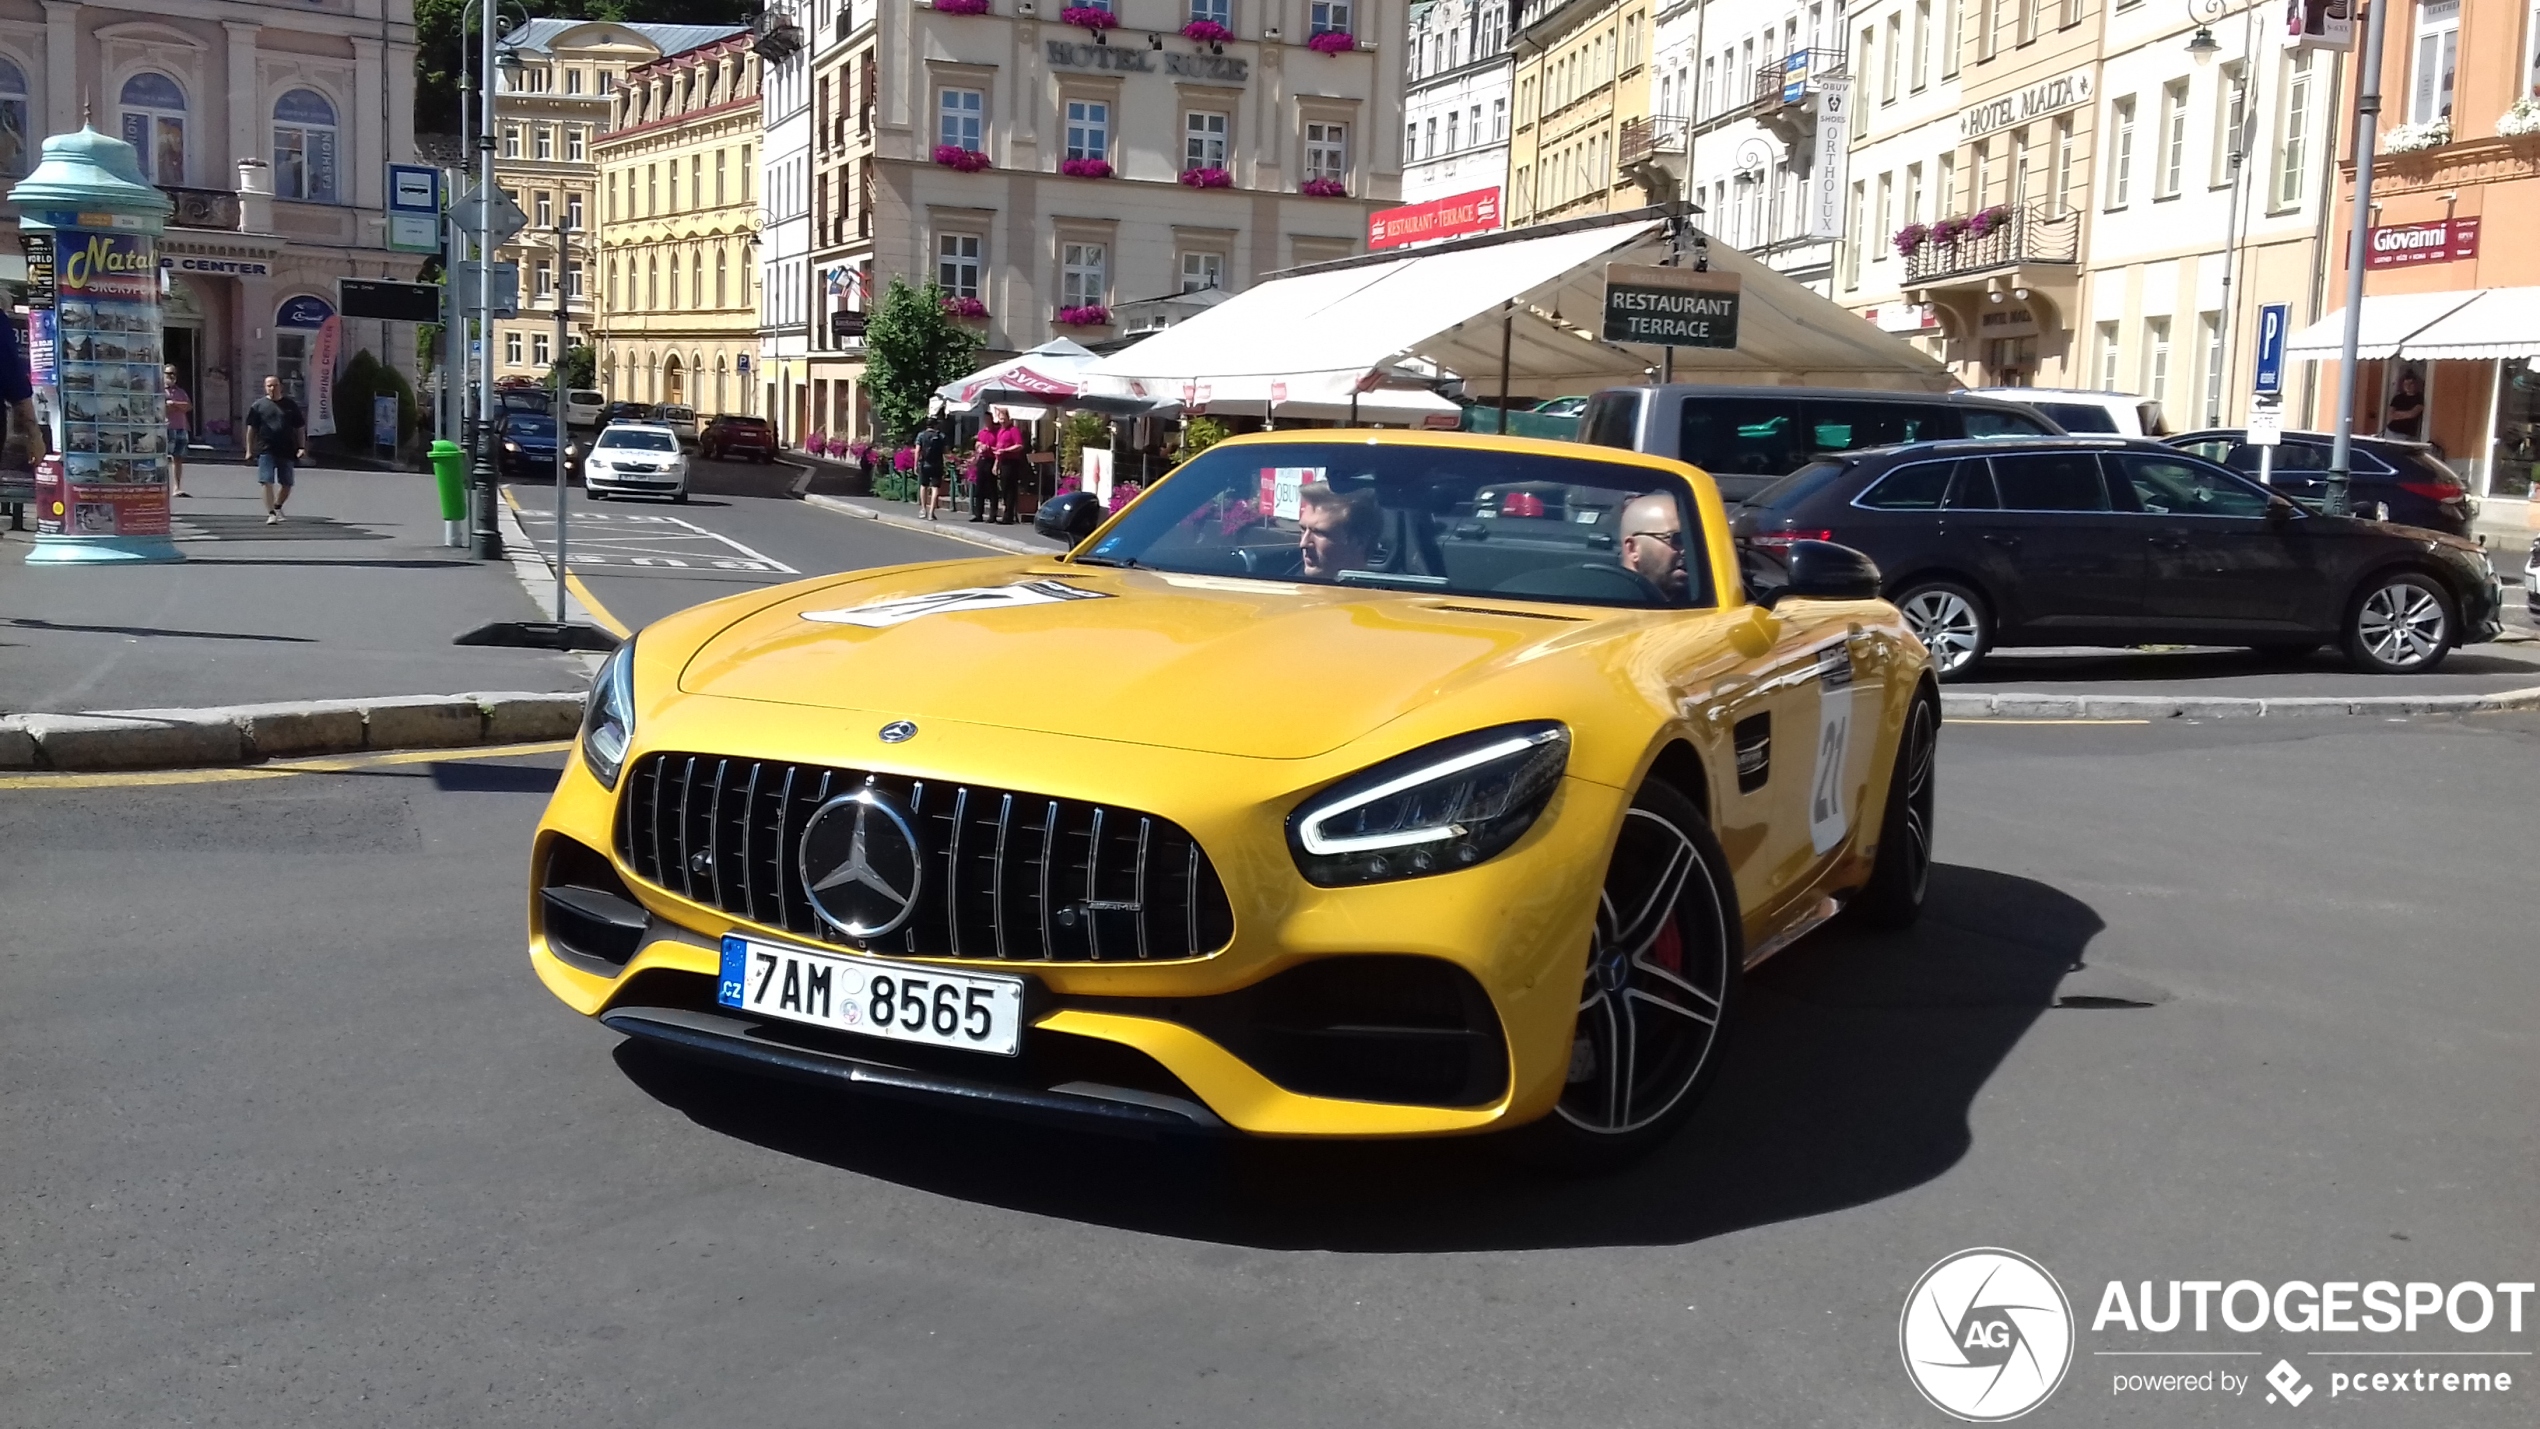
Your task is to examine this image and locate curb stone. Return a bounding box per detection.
[1940,683,2540,720]
[0,691,584,772]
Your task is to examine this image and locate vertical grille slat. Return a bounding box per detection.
[615,753,1230,964]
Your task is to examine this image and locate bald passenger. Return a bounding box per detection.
[1618,492,1688,600]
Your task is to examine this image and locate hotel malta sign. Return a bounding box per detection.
[1958,67,2094,143]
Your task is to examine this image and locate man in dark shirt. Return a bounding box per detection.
[1,315,38,476]
[913,416,949,521]
[245,374,307,524]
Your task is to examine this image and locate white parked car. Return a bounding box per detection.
[1972,387,2171,437]
[582,423,690,503]
[653,403,701,446]
[563,389,606,429]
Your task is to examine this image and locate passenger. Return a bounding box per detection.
[1617,492,1689,600]
[1297,482,1380,578]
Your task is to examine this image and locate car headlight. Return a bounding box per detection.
[1287,722,1569,887]
[502,440,521,453]
[580,640,636,791]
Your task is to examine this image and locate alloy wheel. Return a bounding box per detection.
[1898,589,1984,674]
[1896,697,1938,906]
[1557,808,1732,1137]
[2357,581,2448,668]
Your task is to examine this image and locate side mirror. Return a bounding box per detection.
[1037,489,1108,545]
[1780,539,1882,602]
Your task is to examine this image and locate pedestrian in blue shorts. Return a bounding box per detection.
[244,374,306,524]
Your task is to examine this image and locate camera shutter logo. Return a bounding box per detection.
[1899,1248,2075,1421]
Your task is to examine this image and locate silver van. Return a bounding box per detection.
[1577,385,2064,503]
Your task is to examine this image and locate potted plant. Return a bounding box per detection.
[2384,116,2452,153]
[934,0,990,13]
[1179,165,1234,187]
[1182,18,1232,42]
[1966,204,2014,239]
[1059,4,1116,34]
[1059,156,1114,178]
[2503,94,2540,137]
[1056,304,1112,327]
[932,144,992,173]
[1930,215,1969,245]
[940,295,989,318]
[1307,29,1355,53]
[1300,176,1348,197]
[1893,222,1930,257]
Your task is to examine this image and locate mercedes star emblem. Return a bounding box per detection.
[796,788,924,938]
[878,720,918,743]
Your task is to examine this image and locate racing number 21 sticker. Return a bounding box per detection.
[1807,642,1856,856]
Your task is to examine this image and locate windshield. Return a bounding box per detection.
[1081,442,1711,608]
[504,416,558,439]
[596,430,678,452]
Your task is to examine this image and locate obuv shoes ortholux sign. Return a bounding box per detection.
[1602,263,1741,349]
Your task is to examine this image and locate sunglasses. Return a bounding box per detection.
[1624,528,1685,549]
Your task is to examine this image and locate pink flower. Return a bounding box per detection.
[1179,166,1233,188]
[940,295,988,318]
[1299,176,1348,197]
[1059,5,1116,30]
[1059,157,1114,179]
[1106,480,1143,512]
[1306,29,1355,54]
[932,144,991,173]
[934,0,989,13]
[1181,18,1232,41]
[1892,222,1930,256]
[1056,304,1112,327]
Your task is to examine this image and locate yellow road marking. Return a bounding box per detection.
[499,485,633,637]
[0,740,571,790]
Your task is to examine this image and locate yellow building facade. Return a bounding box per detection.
[1507,0,1657,227]
[593,33,765,416]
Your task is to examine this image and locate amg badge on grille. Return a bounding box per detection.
[797,788,925,938]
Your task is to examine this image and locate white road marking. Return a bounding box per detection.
[508,509,799,574]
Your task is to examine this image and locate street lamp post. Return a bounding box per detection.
[551,221,574,620]
[467,3,531,560]
[2326,0,2393,518]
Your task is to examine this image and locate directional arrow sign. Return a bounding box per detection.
[450,180,530,248]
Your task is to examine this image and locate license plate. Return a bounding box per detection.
[717,935,1026,1056]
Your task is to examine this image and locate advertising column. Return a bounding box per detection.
[6,124,178,563]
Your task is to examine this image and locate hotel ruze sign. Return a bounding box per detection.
[2366,217,2479,269]
[1366,188,1501,249]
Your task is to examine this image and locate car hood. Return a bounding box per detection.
[676,560,1622,759]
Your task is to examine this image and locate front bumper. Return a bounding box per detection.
[530,709,1632,1140]
[587,466,685,493]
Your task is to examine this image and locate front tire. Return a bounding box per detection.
[1893,581,1991,682]
[1850,687,1938,929]
[1520,780,1741,1170]
[2344,571,2454,674]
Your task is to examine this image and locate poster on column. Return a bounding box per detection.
[307,316,341,437]
[39,229,169,539]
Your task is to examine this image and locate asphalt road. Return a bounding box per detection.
[6,714,2534,1426]
[503,457,999,634]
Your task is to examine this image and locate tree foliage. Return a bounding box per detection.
[413,0,757,135]
[560,343,597,391]
[863,277,981,446]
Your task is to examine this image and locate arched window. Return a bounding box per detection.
[690,249,703,308]
[715,248,728,308]
[715,354,728,412]
[667,252,680,309]
[119,71,187,186]
[0,57,31,178]
[607,258,618,309]
[273,88,337,201]
[647,255,658,309]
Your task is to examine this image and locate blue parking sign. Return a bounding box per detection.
[2254,302,2290,396]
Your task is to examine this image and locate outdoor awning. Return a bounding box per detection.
[936,337,1101,412]
[2392,286,2540,360]
[1081,208,1956,410]
[2285,290,2485,361]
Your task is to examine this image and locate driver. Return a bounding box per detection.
[1617,492,1689,600]
[1297,482,1380,578]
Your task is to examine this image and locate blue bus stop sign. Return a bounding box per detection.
[2254,302,2290,396]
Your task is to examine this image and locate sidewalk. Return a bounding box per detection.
[0,460,582,716]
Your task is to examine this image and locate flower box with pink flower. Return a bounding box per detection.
[1306,29,1355,53]
[1059,157,1114,179]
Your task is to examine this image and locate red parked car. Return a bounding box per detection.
[699,415,777,463]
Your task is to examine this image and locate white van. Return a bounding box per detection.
[563,389,606,429]
[1970,388,2170,437]
[653,404,700,447]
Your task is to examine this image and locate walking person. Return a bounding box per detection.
[244,374,307,524]
[913,415,950,521]
[162,364,192,497]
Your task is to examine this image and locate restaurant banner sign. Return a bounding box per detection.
[1367,188,1502,250]
[2366,217,2479,269]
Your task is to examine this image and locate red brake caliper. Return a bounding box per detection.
[1649,910,1683,975]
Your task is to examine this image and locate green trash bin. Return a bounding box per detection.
[428,440,468,521]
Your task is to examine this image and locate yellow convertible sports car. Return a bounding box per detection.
[529,431,1937,1164]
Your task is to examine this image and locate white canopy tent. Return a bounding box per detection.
[2381,287,2540,361]
[933,337,1103,414]
[2284,291,2489,361]
[1081,207,1956,413]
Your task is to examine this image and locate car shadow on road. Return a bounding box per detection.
[1970,644,2540,687]
[613,862,2104,1251]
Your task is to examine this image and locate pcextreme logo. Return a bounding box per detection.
[1900,1248,2077,1421]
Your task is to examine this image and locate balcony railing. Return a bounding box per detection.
[1618,115,1687,171]
[1901,204,2080,284]
[1687,48,1848,136]
[161,185,241,231]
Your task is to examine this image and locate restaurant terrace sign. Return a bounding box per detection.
[1958,67,2094,143]
[1044,41,1250,82]
[1602,263,1741,349]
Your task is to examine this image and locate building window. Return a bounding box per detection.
[1064,99,1110,161]
[1061,241,1108,310]
[535,125,554,160]
[647,164,658,214]
[1493,97,1506,137]
[2411,0,2459,125]
[119,71,188,187]
[535,258,553,296]
[647,255,659,308]
[2158,80,2188,196]
[2010,129,2030,207]
[937,232,982,298]
[691,250,704,307]
[2200,311,2225,426]
[716,248,728,307]
[2051,115,2073,215]
[2096,321,2120,391]
[1844,179,1865,288]
[567,262,583,297]
[716,149,728,205]
[1191,0,1230,24]
[1943,0,1961,76]
[1305,121,1348,183]
[1186,110,1228,169]
[939,87,983,151]
[565,126,586,161]
[270,88,339,202]
[2107,96,2136,207]
[2143,316,2172,414]
[505,331,524,364]
[535,190,554,227]
[534,333,551,366]
[2213,62,2248,186]
[1873,171,1892,260]
[1447,109,1461,152]
[1913,0,1931,89]
[1404,121,1416,162]
[1181,250,1224,292]
[2276,51,2313,207]
[1424,117,1437,157]
[1310,0,1353,36]
[0,59,27,177]
[1882,14,1901,104]
[503,124,521,159]
[566,192,584,230]
[566,67,585,96]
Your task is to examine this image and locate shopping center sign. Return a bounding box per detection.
[2366,217,2480,269]
[1366,188,1501,249]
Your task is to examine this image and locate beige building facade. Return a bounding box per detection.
[1507,0,1657,227]
[591,32,764,417]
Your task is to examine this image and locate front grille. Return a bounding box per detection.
[616,752,1235,963]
